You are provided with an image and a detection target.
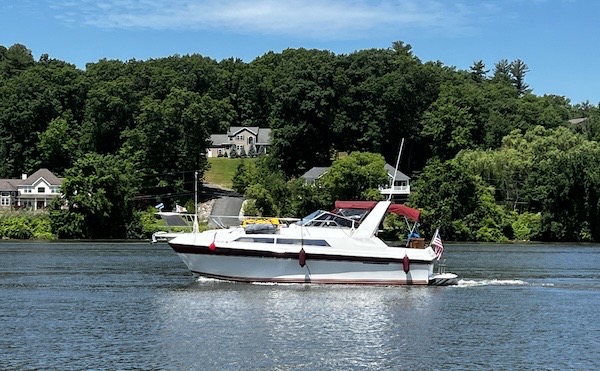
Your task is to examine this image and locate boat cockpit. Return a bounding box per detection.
[297,210,360,229]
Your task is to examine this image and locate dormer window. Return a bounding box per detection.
[37,187,45,193]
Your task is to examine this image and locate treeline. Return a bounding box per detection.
[1,42,600,240]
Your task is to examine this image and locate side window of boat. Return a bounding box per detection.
[277,238,330,247]
[276,238,302,245]
[235,237,274,243]
[305,239,330,246]
[254,237,275,243]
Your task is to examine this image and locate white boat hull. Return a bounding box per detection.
[171,242,439,285]
[180,254,432,285]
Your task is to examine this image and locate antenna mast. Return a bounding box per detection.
[193,170,199,234]
[388,138,405,201]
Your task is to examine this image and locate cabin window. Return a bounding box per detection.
[235,237,274,243]
[277,238,330,246]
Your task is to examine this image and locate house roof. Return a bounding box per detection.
[384,163,410,180]
[0,168,62,191]
[300,167,330,182]
[301,163,410,183]
[19,168,63,186]
[256,128,271,144]
[228,126,259,136]
[209,134,230,146]
[209,127,272,147]
[0,179,18,192]
[568,117,589,126]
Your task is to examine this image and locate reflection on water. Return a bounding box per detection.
[156,281,439,369]
[1,242,599,369]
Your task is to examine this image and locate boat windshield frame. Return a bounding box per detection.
[297,210,357,229]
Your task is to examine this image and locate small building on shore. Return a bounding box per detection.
[0,169,63,210]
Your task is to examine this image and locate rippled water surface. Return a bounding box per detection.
[1,242,599,370]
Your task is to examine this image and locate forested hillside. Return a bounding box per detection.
[1,41,599,241]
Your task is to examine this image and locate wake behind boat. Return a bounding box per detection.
[167,200,458,286]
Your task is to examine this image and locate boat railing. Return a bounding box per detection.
[209,215,300,229]
[437,259,447,274]
[304,219,355,229]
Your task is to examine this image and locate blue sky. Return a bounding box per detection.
[1,0,598,105]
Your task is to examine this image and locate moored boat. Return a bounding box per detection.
[167,200,458,286]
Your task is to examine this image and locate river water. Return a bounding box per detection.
[1,242,598,370]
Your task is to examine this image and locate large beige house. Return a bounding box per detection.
[0,168,63,210]
[206,126,271,157]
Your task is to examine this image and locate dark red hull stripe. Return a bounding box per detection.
[192,271,429,285]
[169,243,430,265]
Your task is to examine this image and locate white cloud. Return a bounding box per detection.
[50,0,491,39]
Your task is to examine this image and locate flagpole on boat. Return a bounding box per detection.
[193,170,199,234]
[388,138,405,201]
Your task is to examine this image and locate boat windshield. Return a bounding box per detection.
[297,210,356,228]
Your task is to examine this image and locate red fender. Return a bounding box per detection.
[299,248,306,267]
[403,254,410,274]
[208,233,217,251]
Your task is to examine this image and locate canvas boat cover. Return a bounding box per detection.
[334,200,420,222]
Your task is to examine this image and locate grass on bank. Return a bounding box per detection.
[204,157,257,189]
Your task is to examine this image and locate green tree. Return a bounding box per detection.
[80,76,137,154]
[120,88,211,199]
[0,59,86,177]
[229,145,238,158]
[493,59,511,82]
[36,114,82,173]
[469,60,488,83]
[517,127,600,241]
[320,152,387,201]
[420,82,481,160]
[509,59,530,96]
[248,144,257,157]
[268,48,338,176]
[456,145,531,211]
[410,159,510,240]
[0,43,35,78]
[232,160,252,194]
[51,153,139,239]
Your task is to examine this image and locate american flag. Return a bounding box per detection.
[431,228,444,260]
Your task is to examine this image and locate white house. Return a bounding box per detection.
[301,163,411,201]
[0,168,63,210]
[379,163,411,200]
[206,126,271,157]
